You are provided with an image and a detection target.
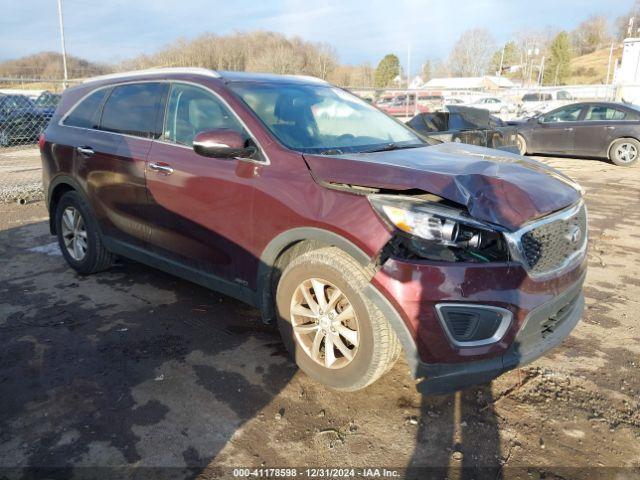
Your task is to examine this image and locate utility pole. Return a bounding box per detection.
[56,0,69,89]
[498,44,505,77]
[605,42,614,85]
[537,56,545,86]
[405,43,411,118]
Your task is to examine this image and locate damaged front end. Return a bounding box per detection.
[368,193,509,265]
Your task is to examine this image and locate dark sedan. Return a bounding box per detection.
[511,101,640,166]
[0,94,51,147]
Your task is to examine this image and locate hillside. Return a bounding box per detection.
[0,52,110,80]
[567,44,622,84]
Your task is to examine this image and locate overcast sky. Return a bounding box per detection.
[0,0,633,72]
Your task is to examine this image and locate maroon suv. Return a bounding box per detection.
[40,68,587,394]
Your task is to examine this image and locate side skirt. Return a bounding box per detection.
[102,237,258,307]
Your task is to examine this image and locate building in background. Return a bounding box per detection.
[614,37,640,103]
[423,76,516,91]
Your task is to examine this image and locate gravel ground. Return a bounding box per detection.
[0,152,639,479]
[0,146,43,204]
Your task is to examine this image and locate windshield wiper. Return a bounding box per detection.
[319,148,344,155]
[358,143,423,154]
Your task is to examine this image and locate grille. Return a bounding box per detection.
[520,204,587,275]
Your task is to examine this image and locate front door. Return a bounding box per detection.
[532,104,584,155]
[145,83,260,286]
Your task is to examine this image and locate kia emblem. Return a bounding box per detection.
[567,225,582,244]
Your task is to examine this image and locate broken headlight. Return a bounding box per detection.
[369,194,508,262]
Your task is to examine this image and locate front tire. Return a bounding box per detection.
[276,247,400,391]
[55,191,114,274]
[516,134,528,155]
[609,138,640,166]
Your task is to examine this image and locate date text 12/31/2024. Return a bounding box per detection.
[232,468,401,478]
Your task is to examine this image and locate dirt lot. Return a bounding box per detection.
[0,152,639,479]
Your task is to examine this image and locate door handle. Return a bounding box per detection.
[605,126,616,130]
[149,162,174,175]
[76,146,94,156]
[563,127,574,131]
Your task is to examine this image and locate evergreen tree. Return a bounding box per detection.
[374,54,400,88]
[543,31,573,85]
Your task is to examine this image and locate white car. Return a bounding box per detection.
[469,97,516,114]
[518,90,575,117]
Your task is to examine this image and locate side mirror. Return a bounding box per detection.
[192,129,256,159]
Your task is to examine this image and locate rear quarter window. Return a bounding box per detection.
[63,89,108,129]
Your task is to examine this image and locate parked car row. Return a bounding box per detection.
[509,101,640,166]
[0,91,60,147]
[375,92,445,116]
[402,98,640,167]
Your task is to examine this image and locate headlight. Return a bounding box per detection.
[369,194,508,262]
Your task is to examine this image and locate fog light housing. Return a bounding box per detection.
[435,304,512,347]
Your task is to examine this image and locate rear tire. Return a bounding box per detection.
[609,138,640,167]
[55,191,114,274]
[516,134,528,155]
[276,247,400,391]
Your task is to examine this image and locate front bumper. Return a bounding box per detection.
[365,254,586,395]
[413,275,584,395]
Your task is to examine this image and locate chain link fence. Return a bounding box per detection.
[0,77,83,151]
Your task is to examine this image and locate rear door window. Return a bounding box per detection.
[63,89,108,129]
[100,83,166,138]
[584,105,629,121]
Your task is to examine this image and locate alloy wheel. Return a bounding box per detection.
[60,206,88,261]
[289,278,359,369]
[615,142,638,164]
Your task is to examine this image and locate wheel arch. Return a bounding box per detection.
[47,175,97,236]
[256,228,422,376]
[257,227,372,321]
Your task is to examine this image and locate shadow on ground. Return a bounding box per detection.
[0,219,505,479]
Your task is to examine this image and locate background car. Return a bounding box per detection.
[518,90,575,117]
[406,105,519,152]
[34,91,61,120]
[0,94,50,147]
[510,101,640,166]
[468,97,516,114]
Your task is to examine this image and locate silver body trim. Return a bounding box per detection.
[503,200,587,280]
[435,303,513,348]
[81,67,220,84]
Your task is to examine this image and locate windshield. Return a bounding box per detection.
[229,83,423,154]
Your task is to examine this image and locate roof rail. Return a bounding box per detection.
[82,67,220,84]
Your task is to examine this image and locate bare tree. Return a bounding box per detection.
[571,15,613,55]
[447,28,496,76]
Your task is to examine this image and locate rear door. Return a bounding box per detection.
[87,82,168,248]
[145,82,259,285]
[531,104,584,154]
[573,104,639,156]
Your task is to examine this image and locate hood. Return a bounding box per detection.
[303,143,581,230]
